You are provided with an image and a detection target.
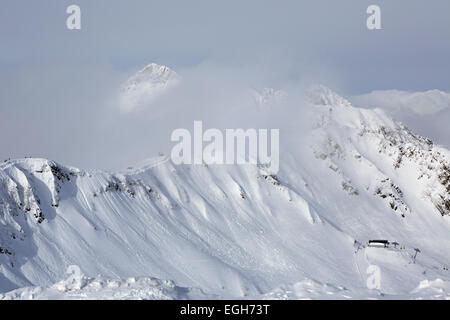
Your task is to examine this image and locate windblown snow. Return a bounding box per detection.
[0,65,449,300]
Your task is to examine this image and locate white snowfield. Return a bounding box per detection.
[0,65,449,300]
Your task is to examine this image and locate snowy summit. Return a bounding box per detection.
[118,63,180,113]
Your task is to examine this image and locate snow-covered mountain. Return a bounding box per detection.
[351,89,450,149]
[352,89,450,116]
[118,63,180,113]
[0,66,449,299]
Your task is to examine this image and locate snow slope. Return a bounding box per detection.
[0,69,449,299]
[351,89,450,148]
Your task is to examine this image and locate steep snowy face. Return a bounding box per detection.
[307,86,449,219]
[118,63,180,113]
[0,80,449,298]
[350,89,450,149]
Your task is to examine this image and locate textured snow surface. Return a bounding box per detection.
[0,66,449,300]
[263,277,450,300]
[0,275,211,300]
[2,275,449,300]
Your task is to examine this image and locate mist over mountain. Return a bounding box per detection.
[1,65,449,299]
[351,90,450,149]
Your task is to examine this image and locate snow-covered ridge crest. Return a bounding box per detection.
[352,89,450,115]
[306,84,352,107]
[118,63,180,113]
[349,89,450,150]
[307,87,449,218]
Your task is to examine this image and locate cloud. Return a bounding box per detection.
[0,1,449,168]
[0,60,127,168]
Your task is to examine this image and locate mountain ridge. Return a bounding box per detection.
[0,82,449,299]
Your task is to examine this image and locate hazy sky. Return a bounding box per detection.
[1,1,449,168]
